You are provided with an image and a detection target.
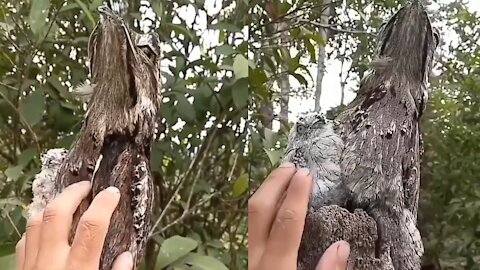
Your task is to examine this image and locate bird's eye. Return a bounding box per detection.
[433,28,440,46]
[297,124,306,134]
[140,46,155,61]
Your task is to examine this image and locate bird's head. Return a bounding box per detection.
[373,0,439,83]
[87,4,161,106]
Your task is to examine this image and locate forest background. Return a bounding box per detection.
[250,0,480,269]
[0,0,478,270]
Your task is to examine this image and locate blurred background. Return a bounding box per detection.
[0,0,248,269]
[249,0,480,269]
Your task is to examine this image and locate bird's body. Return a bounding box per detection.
[339,2,437,269]
[283,113,344,208]
[31,4,161,270]
[290,1,438,269]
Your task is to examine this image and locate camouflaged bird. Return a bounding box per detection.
[285,0,439,269]
[31,3,162,270]
[283,113,344,209]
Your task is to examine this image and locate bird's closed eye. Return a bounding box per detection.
[139,46,155,62]
[433,28,440,46]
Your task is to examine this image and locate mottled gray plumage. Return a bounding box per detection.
[290,1,438,269]
[30,3,161,270]
[283,113,344,208]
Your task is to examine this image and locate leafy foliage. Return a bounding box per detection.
[0,0,247,269]
[250,0,480,269]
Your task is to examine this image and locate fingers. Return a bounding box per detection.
[23,211,43,270]
[36,181,91,266]
[248,163,296,267]
[316,241,350,270]
[111,251,134,270]
[257,168,313,269]
[15,234,25,270]
[68,186,121,269]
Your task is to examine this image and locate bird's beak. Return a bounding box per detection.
[97,5,118,20]
[97,5,138,59]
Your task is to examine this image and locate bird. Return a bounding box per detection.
[288,1,439,269]
[31,3,162,270]
[283,112,344,209]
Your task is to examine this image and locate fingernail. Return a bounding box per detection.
[105,186,120,194]
[336,241,350,264]
[279,162,295,168]
[114,251,134,269]
[77,180,91,186]
[297,168,310,176]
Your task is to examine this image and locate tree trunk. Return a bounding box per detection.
[278,20,290,124]
[314,0,330,112]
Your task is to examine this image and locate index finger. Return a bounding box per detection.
[15,234,25,270]
[68,186,121,269]
[248,163,296,267]
[258,168,312,269]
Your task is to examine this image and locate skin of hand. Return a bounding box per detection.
[248,162,350,270]
[16,181,133,270]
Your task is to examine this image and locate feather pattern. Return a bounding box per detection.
[44,5,162,269]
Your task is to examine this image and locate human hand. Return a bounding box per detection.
[16,181,133,270]
[248,163,350,270]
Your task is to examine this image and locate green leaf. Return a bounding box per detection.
[264,149,283,166]
[232,78,248,109]
[0,253,15,270]
[291,73,307,86]
[233,173,248,198]
[176,94,196,122]
[151,1,164,17]
[214,45,236,56]
[19,89,46,126]
[278,2,292,16]
[209,22,241,32]
[249,68,268,87]
[233,55,248,80]
[74,0,96,28]
[0,198,25,208]
[308,33,327,47]
[0,22,11,32]
[169,23,196,41]
[29,0,50,37]
[183,253,228,270]
[0,243,16,257]
[304,38,317,63]
[156,236,198,269]
[18,148,38,168]
[4,166,23,181]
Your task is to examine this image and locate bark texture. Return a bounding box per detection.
[298,206,390,270]
[31,4,162,270]
[289,1,439,269]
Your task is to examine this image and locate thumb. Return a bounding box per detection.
[112,251,134,270]
[316,241,350,270]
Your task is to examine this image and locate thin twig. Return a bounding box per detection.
[0,90,41,153]
[6,211,21,238]
[0,82,18,91]
[227,153,239,182]
[0,150,14,164]
[155,189,223,235]
[148,114,224,236]
[298,19,376,36]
